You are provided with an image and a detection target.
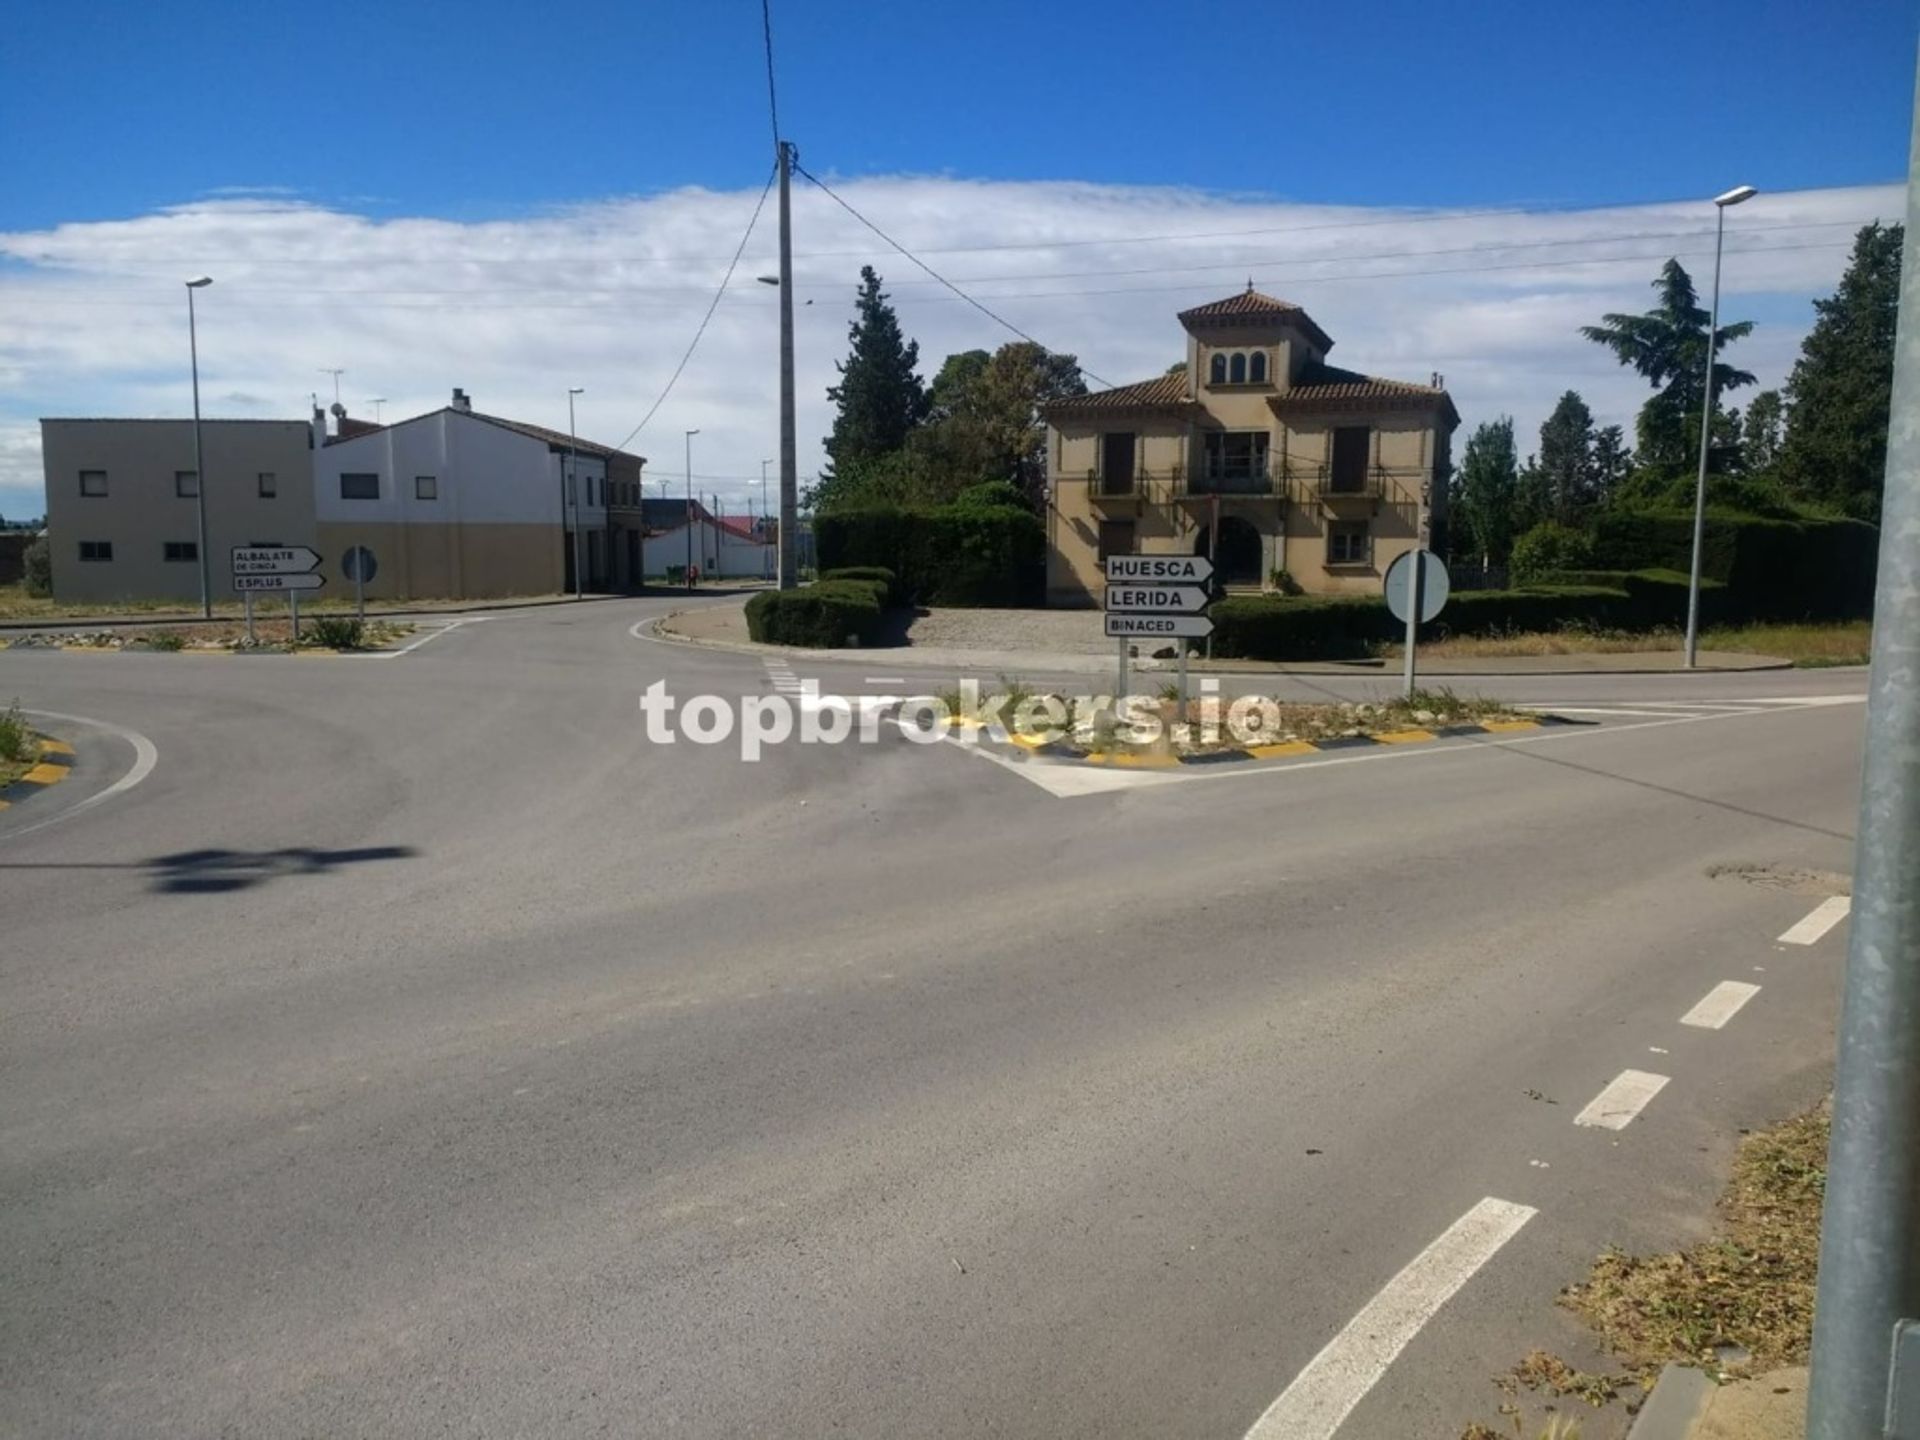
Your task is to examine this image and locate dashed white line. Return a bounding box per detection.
[1780,895,1851,946]
[1573,1070,1670,1130]
[1680,980,1762,1030]
[1243,1197,1537,1440]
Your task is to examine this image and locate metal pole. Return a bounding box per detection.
[1806,57,1920,1437]
[1117,638,1128,706]
[777,140,799,590]
[1205,492,1219,661]
[187,284,211,619]
[568,389,584,599]
[243,591,254,646]
[1684,203,1728,670]
[685,431,697,590]
[289,588,299,643]
[1403,483,1428,699]
[355,566,365,622]
[1177,644,1188,718]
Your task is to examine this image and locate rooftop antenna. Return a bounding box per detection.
[367,398,387,422]
[319,369,345,406]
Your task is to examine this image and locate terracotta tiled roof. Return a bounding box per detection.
[1271,363,1460,427]
[469,410,644,462]
[1177,289,1334,351]
[1043,372,1197,415]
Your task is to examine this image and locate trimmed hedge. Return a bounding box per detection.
[1209,573,1729,662]
[819,566,901,605]
[1589,509,1876,620]
[745,581,885,648]
[815,502,1045,607]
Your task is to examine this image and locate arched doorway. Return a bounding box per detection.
[1196,515,1263,587]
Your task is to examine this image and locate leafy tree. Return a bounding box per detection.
[1776,221,1904,518]
[912,340,1085,507]
[822,266,928,483]
[22,536,51,597]
[1537,390,1599,523]
[1744,389,1784,472]
[1452,418,1521,569]
[1581,259,1755,469]
[1165,360,1188,375]
[1590,425,1632,504]
[1510,522,1596,584]
[1514,455,1552,536]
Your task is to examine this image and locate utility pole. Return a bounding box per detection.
[684,430,700,590]
[185,277,214,619]
[567,387,585,598]
[1806,50,1920,1439]
[777,140,799,589]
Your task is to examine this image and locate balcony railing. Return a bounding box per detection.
[1181,464,1281,498]
[1312,465,1386,502]
[1080,466,1184,500]
[1068,463,1427,508]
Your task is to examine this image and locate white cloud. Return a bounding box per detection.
[0,178,1900,523]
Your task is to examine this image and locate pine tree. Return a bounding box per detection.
[1743,389,1784,473]
[1537,390,1598,523]
[1453,418,1521,569]
[1776,222,1904,518]
[821,266,928,481]
[1590,425,1632,503]
[1581,260,1755,470]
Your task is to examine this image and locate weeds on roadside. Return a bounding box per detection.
[305,616,365,650]
[0,699,28,762]
[144,630,186,651]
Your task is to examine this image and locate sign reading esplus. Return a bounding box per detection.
[1104,554,1213,584]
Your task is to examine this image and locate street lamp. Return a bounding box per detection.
[567,387,586,598]
[684,430,700,591]
[185,277,213,619]
[1684,183,1758,668]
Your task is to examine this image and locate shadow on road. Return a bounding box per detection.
[143,845,419,894]
[0,844,421,894]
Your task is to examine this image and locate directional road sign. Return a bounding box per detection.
[1104,554,1213,585]
[1104,584,1210,614]
[1384,548,1451,624]
[1105,613,1214,639]
[231,545,321,577]
[233,572,325,593]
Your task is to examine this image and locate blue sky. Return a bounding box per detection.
[3,0,1913,228]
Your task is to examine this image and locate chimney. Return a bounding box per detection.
[311,404,328,449]
[451,387,471,413]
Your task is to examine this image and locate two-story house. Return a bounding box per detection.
[1043,288,1458,605]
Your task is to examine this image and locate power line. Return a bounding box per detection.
[760,0,781,152]
[792,158,1118,389]
[612,161,777,453]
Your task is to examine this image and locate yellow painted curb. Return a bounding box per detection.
[1480,719,1543,733]
[37,738,76,757]
[1246,740,1319,759]
[19,762,68,785]
[1006,732,1053,750]
[1372,728,1436,745]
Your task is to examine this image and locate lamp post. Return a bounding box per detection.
[684,429,700,591]
[568,387,585,598]
[1683,183,1758,668]
[185,277,213,618]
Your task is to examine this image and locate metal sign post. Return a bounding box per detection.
[1104,555,1216,714]
[290,588,300,641]
[231,547,325,643]
[243,591,255,646]
[1384,549,1451,697]
[341,546,377,622]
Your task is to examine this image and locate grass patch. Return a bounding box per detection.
[1378,619,1870,667]
[1699,621,1871,667]
[0,581,552,622]
[0,699,35,786]
[1564,1103,1828,1380]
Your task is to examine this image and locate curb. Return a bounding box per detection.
[1625,1364,1715,1440]
[0,734,75,811]
[953,714,1574,769]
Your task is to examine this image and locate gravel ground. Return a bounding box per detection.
[905,607,1112,655]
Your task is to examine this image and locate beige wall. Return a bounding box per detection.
[42,419,317,604]
[314,521,565,600]
[1046,403,1446,605]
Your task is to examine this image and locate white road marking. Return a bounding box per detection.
[352,616,488,658]
[5,710,160,842]
[865,676,908,684]
[1780,895,1852,946]
[1243,1197,1537,1440]
[1574,1070,1670,1130]
[1680,980,1762,1030]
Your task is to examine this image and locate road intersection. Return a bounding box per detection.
[0,597,1863,1437]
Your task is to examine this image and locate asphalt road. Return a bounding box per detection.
[0,599,1866,1438]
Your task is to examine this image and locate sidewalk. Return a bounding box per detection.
[1629,1364,1806,1440]
[654,597,1792,677]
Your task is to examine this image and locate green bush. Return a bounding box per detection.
[818,566,900,604]
[1510,522,1596,584]
[815,501,1044,607]
[1589,509,1876,620]
[22,537,51,597]
[0,699,28,763]
[144,630,187,651]
[306,616,365,649]
[745,582,885,647]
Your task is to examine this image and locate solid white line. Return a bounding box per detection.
[1243,1197,1537,1440]
[1680,980,1762,1030]
[1573,1070,1670,1130]
[354,617,479,658]
[5,710,160,842]
[1780,895,1852,945]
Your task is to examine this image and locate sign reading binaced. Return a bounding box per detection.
[1104,554,1213,584]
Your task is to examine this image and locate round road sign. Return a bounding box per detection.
[342,546,378,583]
[1384,549,1450,624]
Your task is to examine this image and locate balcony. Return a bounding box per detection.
[1180,464,1282,499]
[1079,467,1181,505]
